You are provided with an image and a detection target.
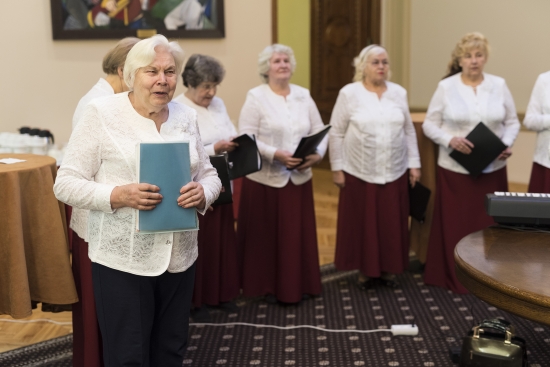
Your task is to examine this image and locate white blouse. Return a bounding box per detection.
[54,93,221,276]
[238,84,328,188]
[523,71,550,169]
[173,94,237,155]
[70,78,114,241]
[329,81,420,184]
[422,73,520,174]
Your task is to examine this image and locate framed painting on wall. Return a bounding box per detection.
[50,0,225,40]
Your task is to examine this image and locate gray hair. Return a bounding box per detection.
[182,54,225,88]
[257,44,297,83]
[123,34,185,90]
[353,44,390,82]
[102,37,140,75]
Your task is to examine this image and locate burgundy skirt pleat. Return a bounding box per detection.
[528,162,550,193]
[193,203,240,307]
[71,233,104,367]
[237,178,322,303]
[424,166,508,294]
[334,172,410,277]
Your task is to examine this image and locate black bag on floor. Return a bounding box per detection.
[460,318,528,367]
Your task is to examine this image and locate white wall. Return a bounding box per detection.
[409,0,550,113]
[0,1,272,145]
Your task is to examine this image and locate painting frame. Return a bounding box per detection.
[50,0,225,40]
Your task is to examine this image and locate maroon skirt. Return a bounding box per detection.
[71,232,104,367]
[237,178,322,303]
[334,172,410,277]
[424,166,508,294]
[193,203,240,308]
[528,162,550,193]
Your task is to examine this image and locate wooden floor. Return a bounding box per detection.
[0,168,528,354]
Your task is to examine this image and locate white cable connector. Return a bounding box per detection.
[391,324,419,336]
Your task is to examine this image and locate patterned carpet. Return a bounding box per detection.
[1,264,549,366]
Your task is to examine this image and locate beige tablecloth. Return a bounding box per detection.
[0,154,77,318]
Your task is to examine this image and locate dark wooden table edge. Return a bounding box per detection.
[455,259,550,326]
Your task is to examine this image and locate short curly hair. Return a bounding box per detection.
[352,44,390,82]
[182,54,225,88]
[257,44,297,83]
[444,32,490,79]
[102,37,140,75]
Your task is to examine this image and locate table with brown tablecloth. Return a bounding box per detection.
[0,154,77,319]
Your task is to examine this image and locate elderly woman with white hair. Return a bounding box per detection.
[329,44,421,290]
[422,32,519,293]
[237,44,327,304]
[69,36,139,367]
[54,35,221,366]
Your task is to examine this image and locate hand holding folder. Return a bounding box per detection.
[226,134,262,180]
[288,125,331,170]
[448,122,507,176]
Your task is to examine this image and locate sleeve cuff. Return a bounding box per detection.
[408,158,421,169]
[264,145,277,164]
[96,184,117,213]
[204,144,216,156]
[330,160,344,171]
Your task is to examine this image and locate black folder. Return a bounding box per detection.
[227,134,262,180]
[209,155,233,206]
[292,125,331,160]
[448,122,507,177]
[409,181,431,223]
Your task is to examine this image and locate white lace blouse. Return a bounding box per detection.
[238,83,328,188]
[54,92,221,276]
[422,73,520,174]
[523,71,550,169]
[173,94,237,155]
[328,81,421,184]
[70,78,114,241]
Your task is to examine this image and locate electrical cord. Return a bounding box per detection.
[190,322,393,334]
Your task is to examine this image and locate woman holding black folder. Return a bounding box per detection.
[55,35,221,366]
[329,44,421,290]
[173,54,240,319]
[422,32,520,293]
[237,44,328,304]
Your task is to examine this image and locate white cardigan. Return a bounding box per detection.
[523,71,550,169]
[54,93,221,276]
[238,83,328,188]
[70,78,114,241]
[329,81,420,184]
[173,94,237,155]
[422,73,520,174]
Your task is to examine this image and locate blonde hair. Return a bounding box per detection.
[352,44,389,82]
[102,37,140,75]
[123,34,185,91]
[444,32,490,79]
[257,44,297,83]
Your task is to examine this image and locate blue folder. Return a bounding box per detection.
[136,141,198,233]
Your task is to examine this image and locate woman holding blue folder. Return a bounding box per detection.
[422,32,520,293]
[55,35,221,367]
[237,44,328,304]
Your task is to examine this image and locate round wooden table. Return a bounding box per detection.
[455,226,550,326]
[0,154,77,318]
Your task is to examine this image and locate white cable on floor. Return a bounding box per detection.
[0,318,72,326]
[190,322,391,334]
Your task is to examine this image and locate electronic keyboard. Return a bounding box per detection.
[485,192,550,226]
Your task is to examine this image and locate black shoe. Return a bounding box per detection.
[190,307,211,322]
[264,294,278,304]
[379,278,400,289]
[219,301,239,313]
[357,278,376,291]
